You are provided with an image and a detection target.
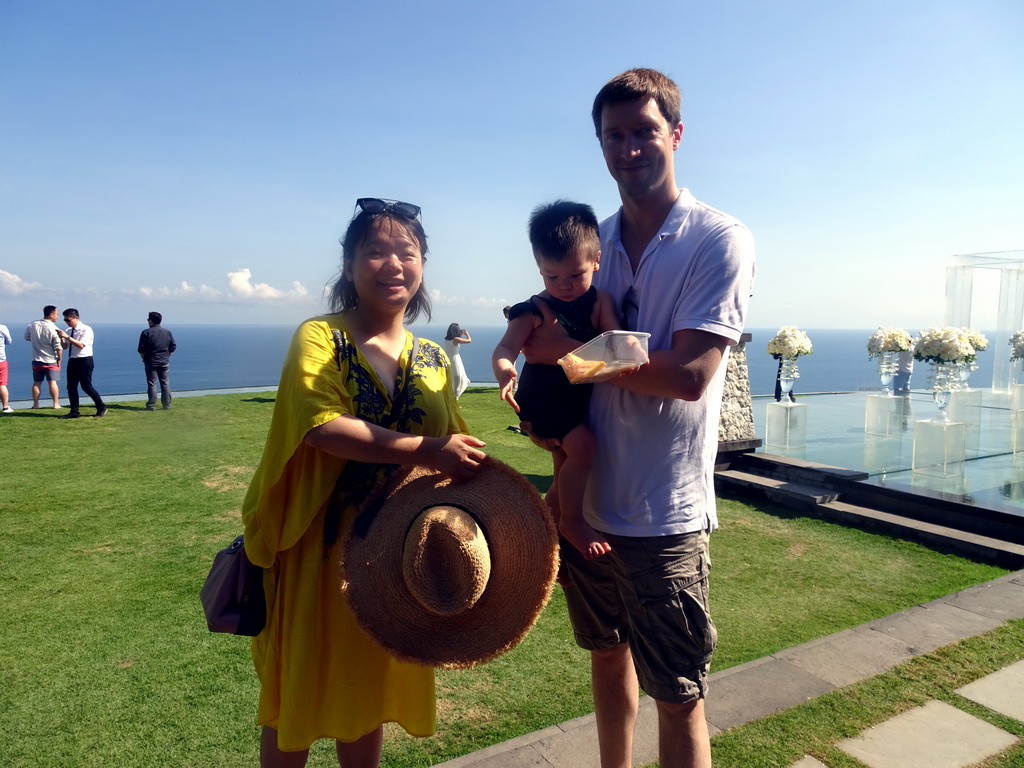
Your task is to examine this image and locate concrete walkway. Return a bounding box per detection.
[435,571,1024,767]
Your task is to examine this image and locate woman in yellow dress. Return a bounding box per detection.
[242,198,487,767]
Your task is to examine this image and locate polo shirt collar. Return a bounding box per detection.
[607,188,696,257]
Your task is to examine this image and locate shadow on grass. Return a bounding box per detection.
[719,488,818,522]
[524,473,553,495]
[242,397,276,404]
[10,408,65,417]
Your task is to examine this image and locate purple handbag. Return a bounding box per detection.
[200,535,266,636]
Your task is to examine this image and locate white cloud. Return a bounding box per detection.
[0,270,44,295]
[133,269,309,304]
[227,269,309,301]
[180,281,223,299]
[224,268,303,301]
[136,282,223,300]
[429,289,507,308]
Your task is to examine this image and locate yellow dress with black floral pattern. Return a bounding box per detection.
[242,314,465,751]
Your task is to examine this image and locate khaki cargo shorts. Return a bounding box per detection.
[559,528,717,703]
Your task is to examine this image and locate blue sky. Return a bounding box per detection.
[2,0,1022,331]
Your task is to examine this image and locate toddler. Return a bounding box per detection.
[492,200,619,558]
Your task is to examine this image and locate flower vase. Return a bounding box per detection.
[878,351,897,396]
[779,357,798,403]
[929,361,961,422]
[958,362,975,388]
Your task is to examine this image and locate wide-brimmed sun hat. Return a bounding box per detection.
[342,458,558,669]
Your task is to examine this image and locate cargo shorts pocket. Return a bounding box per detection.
[628,545,717,674]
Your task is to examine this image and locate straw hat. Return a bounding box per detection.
[341,458,558,669]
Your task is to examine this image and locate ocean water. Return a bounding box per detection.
[1,324,1002,404]
[415,326,1003,397]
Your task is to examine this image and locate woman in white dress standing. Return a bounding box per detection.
[443,323,472,399]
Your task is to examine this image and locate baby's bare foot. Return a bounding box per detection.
[560,517,611,560]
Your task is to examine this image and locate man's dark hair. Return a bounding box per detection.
[43,305,57,317]
[63,308,80,320]
[591,68,681,139]
[328,207,431,323]
[148,311,162,325]
[528,200,600,264]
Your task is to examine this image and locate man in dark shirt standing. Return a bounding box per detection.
[138,311,177,410]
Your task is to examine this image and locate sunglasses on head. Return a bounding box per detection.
[356,198,421,219]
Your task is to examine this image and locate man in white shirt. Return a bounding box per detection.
[523,68,755,768]
[57,309,107,418]
[24,305,63,409]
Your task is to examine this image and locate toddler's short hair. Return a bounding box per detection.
[528,200,600,263]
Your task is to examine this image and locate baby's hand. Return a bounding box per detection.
[500,384,521,413]
[498,371,521,413]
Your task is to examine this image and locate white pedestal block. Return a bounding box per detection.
[911,469,968,496]
[765,402,807,451]
[1013,409,1024,457]
[1013,384,1024,412]
[947,388,982,456]
[912,419,966,476]
[864,394,911,437]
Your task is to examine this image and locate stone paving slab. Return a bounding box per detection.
[531,703,656,768]
[936,572,1024,621]
[435,726,564,767]
[837,700,1018,768]
[706,656,835,731]
[791,757,829,768]
[956,659,1024,722]
[632,698,659,763]
[773,626,917,687]
[531,718,601,768]
[866,601,1004,652]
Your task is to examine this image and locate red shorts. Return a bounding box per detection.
[0,360,8,386]
[32,362,61,383]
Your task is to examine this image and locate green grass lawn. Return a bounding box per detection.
[0,387,1011,767]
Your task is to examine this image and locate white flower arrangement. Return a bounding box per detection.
[866,326,913,359]
[1010,330,1024,361]
[766,326,812,358]
[961,327,989,353]
[912,326,978,364]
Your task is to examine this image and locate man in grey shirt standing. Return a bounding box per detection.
[138,311,176,410]
[24,305,63,409]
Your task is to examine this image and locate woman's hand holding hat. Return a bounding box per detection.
[422,434,486,480]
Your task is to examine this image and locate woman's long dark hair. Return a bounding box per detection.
[327,208,432,323]
[444,323,461,341]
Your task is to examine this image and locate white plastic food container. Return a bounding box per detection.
[557,330,651,384]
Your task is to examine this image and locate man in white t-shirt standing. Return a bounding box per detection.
[524,68,755,767]
[57,308,107,419]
